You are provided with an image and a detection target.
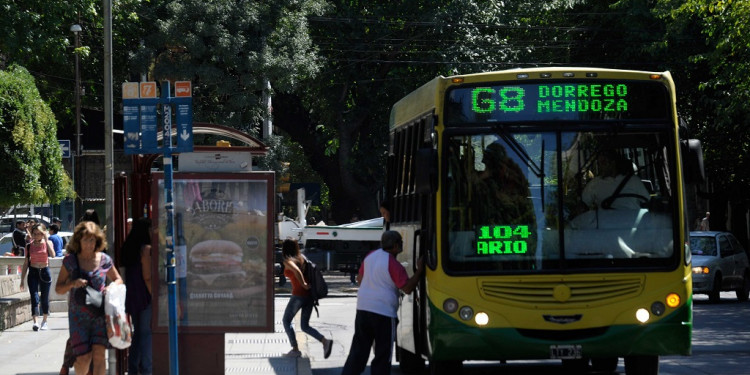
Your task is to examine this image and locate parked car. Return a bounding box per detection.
[0,231,73,256]
[0,214,52,237]
[690,231,750,302]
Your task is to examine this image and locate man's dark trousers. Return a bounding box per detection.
[341,309,396,375]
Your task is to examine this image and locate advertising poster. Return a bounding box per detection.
[152,173,274,332]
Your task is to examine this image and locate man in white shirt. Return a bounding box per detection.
[699,211,710,231]
[341,231,423,375]
[581,151,650,210]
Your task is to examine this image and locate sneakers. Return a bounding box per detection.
[283,349,301,358]
[323,339,333,359]
[32,322,39,331]
[40,321,48,330]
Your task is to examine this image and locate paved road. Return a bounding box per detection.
[1,274,746,375]
[309,289,750,375]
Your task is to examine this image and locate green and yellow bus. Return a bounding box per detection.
[385,68,704,375]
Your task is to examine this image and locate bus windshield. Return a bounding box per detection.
[444,127,678,273]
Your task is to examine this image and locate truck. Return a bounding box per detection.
[274,188,383,282]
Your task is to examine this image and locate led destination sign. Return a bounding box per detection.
[477,225,531,255]
[445,81,670,124]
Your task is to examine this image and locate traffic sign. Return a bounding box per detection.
[175,97,193,151]
[59,140,71,158]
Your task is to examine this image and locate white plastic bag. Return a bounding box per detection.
[104,283,133,349]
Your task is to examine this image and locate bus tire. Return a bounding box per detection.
[429,359,462,375]
[624,355,659,375]
[561,358,589,373]
[397,346,424,374]
[591,357,619,372]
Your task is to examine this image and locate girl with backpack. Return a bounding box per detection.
[280,239,333,358]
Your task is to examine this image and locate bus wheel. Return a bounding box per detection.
[397,346,424,374]
[624,355,659,375]
[429,359,462,375]
[591,357,619,372]
[561,358,589,373]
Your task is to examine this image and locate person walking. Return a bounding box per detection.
[121,218,154,375]
[341,230,424,375]
[55,221,123,375]
[19,223,55,331]
[281,239,333,358]
[58,211,104,375]
[700,211,711,231]
[49,224,64,257]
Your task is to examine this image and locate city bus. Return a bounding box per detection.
[385,68,704,375]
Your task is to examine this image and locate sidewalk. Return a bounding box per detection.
[0,274,357,375]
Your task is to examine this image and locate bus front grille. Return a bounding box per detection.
[479,275,645,308]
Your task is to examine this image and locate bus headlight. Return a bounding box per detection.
[459,306,474,321]
[651,301,666,316]
[443,298,458,314]
[475,312,489,326]
[636,308,650,323]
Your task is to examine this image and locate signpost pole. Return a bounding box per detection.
[161,82,180,375]
[123,79,192,374]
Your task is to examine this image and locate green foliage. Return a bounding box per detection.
[0,65,74,206]
[289,0,572,221]
[2,0,748,221]
[133,0,328,129]
[653,0,750,199]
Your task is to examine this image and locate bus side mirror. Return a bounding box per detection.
[681,139,705,183]
[415,148,437,194]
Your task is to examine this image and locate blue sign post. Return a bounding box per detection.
[122,81,193,155]
[122,81,192,375]
[160,83,180,375]
[58,140,71,158]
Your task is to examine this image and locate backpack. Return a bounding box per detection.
[303,255,328,316]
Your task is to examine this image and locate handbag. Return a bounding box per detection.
[71,254,105,315]
[85,286,104,308]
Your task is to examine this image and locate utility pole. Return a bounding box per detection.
[71,23,82,222]
[102,0,116,373]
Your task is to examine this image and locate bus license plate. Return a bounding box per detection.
[550,345,582,359]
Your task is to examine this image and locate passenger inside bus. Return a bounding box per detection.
[472,142,534,227]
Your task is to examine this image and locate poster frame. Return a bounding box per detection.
[150,171,275,334]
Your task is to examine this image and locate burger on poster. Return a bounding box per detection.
[188,240,247,288]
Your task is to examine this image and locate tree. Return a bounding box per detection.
[274,0,571,222]
[0,0,146,140]
[654,0,750,232]
[0,65,74,206]
[132,0,328,131]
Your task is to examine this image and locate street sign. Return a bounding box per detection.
[59,140,71,158]
[140,82,158,98]
[122,81,193,155]
[140,101,160,153]
[123,82,139,99]
[175,81,191,97]
[120,81,195,373]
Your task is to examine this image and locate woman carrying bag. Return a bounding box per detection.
[55,221,123,375]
